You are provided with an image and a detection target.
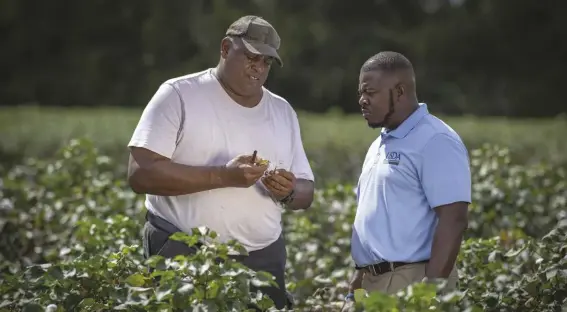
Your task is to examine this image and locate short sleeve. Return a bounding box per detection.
[420,133,472,208]
[128,83,183,159]
[289,112,315,182]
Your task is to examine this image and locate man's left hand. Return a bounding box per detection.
[261,169,296,200]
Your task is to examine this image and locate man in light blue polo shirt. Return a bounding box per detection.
[344,51,472,302]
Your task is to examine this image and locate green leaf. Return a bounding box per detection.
[504,244,528,257]
[146,255,166,270]
[545,269,557,280]
[206,280,220,299]
[22,303,43,312]
[178,283,195,294]
[156,289,172,301]
[354,288,366,302]
[77,298,95,308]
[169,232,199,247]
[250,271,278,288]
[125,273,146,287]
[254,295,275,310]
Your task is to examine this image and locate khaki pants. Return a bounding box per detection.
[341,262,459,312]
[362,262,458,295]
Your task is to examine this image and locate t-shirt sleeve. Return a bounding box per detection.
[420,133,472,209]
[128,83,183,159]
[289,111,315,182]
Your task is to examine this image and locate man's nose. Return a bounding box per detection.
[359,96,367,107]
[251,58,269,73]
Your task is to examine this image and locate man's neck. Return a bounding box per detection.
[213,67,263,108]
[385,101,419,131]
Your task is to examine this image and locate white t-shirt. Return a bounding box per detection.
[128,68,315,251]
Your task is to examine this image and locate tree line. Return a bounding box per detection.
[1,0,564,117]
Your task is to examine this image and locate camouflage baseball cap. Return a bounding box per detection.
[225,15,283,67]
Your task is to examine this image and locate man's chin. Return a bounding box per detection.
[367,120,383,129]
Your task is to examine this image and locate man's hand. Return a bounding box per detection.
[348,269,364,295]
[261,169,296,200]
[225,154,269,188]
[341,270,365,312]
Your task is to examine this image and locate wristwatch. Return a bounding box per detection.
[279,189,295,205]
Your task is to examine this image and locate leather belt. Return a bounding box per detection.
[146,211,182,235]
[359,260,429,276]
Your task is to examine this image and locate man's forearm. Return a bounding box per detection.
[286,179,314,210]
[426,219,467,278]
[129,159,230,196]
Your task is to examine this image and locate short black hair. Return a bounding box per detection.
[361,51,414,73]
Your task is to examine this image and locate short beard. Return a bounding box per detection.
[368,89,395,129]
[367,121,383,129]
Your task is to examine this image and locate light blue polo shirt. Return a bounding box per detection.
[351,103,472,266]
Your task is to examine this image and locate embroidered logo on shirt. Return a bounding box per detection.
[383,152,401,165]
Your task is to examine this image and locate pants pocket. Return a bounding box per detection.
[156,239,197,258]
[144,222,193,259]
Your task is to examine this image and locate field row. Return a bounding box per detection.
[2,105,566,183]
[1,139,565,311]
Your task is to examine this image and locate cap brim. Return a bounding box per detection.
[240,38,283,67]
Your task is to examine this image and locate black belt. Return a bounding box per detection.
[358,260,429,276]
[146,211,205,251]
[146,211,182,235]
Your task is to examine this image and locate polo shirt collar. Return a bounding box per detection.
[381,103,429,139]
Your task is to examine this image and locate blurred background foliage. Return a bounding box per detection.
[1,0,565,117]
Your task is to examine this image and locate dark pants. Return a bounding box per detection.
[142,212,291,310]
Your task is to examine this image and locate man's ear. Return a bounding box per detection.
[396,83,405,99]
[220,37,231,59]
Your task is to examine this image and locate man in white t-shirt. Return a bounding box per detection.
[126,15,315,309]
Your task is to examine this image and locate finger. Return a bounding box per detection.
[266,185,287,198]
[261,177,278,193]
[275,169,295,181]
[262,179,280,193]
[249,165,268,175]
[269,174,293,189]
[263,177,281,190]
[264,175,281,187]
[244,168,264,180]
[265,177,289,194]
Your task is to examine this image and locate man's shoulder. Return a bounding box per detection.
[264,87,293,107]
[263,87,298,117]
[417,113,465,147]
[162,68,214,91]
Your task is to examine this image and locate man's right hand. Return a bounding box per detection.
[341,270,365,312]
[348,269,364,295]
[224,154,269,188]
